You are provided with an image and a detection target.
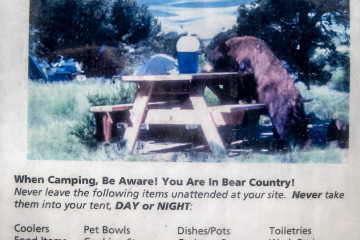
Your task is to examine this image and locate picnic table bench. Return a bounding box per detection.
[90,73,266,153]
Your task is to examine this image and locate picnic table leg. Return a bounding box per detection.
[123,83,154,152]
[102,112,113,142]
[189,87,227,154]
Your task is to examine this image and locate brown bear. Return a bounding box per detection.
[205,36,311,149]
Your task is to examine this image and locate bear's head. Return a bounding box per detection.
[203,42,238,72]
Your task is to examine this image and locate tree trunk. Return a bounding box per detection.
[298,3,312,90]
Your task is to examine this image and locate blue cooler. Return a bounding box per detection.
[176,36,200,74]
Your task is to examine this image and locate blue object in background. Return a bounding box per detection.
[29,55,84,82]
[136,54,177,75]
[29,55,48,81]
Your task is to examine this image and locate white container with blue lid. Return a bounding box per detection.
[176,36,200,74]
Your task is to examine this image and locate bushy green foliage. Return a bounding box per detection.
[206,0,350,90]
[69,113,98,149]
[111,1,160,44]
[87,81,136,106]
[329,67,350,92]
[30,0,161,56]
[72,80,136,150]
[29,0,205,77]
[67,80,136,151]
[204,87,220,106]
[235,0,349,89]
[297,82,349,123]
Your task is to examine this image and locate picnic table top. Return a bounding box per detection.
[121,72,238,82]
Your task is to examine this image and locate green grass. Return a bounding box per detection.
[28,78,136,160]
[28,78,349,162]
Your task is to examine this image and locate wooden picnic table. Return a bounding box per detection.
[119,72,266,153]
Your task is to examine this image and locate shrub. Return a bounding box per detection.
[87,81,136,106]
[69,113,98,149]
[297,82,349,123]
[329,67,350,92]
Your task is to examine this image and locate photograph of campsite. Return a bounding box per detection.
[28,0,350,162]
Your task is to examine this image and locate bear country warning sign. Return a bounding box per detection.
[0,0,359,240]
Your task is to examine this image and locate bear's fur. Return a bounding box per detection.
[206,36,311,148]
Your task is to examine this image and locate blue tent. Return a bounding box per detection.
[28,55,48,81]
[135,54,177,75]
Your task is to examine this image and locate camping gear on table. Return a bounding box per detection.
[135,54,177,75]
[176,36,200,74]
